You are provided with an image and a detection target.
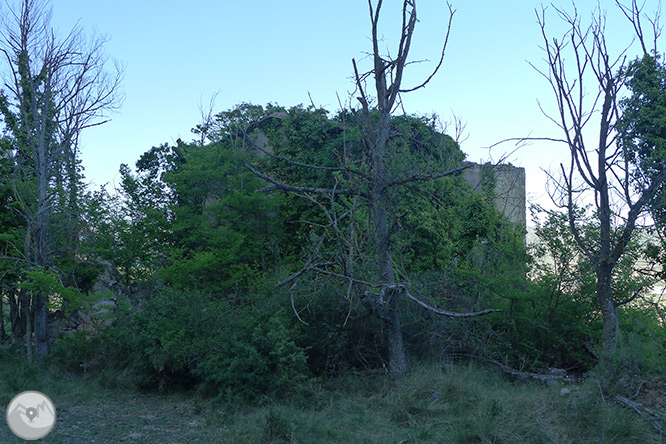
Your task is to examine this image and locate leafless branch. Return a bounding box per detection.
[246,163,369,198]
[385,283,501,318]
[483,136,568,151]
[384,162,473,189]
[400,2,455,93]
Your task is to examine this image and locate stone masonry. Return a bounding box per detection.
[463,163,526,227]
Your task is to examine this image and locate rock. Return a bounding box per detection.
[91,260,121,295]
[547,368,567,377]
[76,298,117,332]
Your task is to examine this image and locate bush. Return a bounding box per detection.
[592,306,666,396]
[128,288,308,401]
[52,287,308,402]
[288,278,388,376]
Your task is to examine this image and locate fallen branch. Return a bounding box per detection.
[615,395,666,434]
[494,363,572,385]
[456,354,573,384]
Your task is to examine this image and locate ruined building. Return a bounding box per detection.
[247,112,527,228]
[463,163,526,228]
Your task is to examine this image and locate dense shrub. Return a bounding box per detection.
[592,305,666,396]
[290,279,387,375]
[53,288,308,401]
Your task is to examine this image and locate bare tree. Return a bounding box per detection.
[534,0,665,351]
[0,0,123,360]
[248,0,498,375]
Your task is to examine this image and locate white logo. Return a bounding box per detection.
[6,391,56,440]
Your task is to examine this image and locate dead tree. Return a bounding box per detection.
[534,1,665,351]
[248,0,498,375]
[0,0,123,360]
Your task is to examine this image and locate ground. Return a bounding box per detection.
[0,391,226,444]
[0,362,664,444]
[636,377,666,411]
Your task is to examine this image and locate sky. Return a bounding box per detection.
[26,0,665,221]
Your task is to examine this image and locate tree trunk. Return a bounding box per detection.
[0,289,5,342]
[33,292,48,360]
[388,296,407,374]
[372,106,407,374]
[373,186,407,373]
[9,289,25,339]
[32,110,51,359]
[597,266,618,351]
[597,145,618,352]
[24,292,32,363]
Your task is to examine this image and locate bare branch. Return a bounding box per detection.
[245,163,369,198]
[384,162,473,189]
[385,283,500,318]
[483,136,568,151]
[400,2,455,93]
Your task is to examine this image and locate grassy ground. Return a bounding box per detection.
[0,353,662,443]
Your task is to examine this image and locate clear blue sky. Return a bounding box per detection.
[42,0,661,219]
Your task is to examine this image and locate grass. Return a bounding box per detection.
[0,351,661,443]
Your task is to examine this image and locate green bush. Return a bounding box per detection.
[52,287,308,401]
[592,305,666,396]
[129,288,307,401]
[288,278,388,375]
[618,305,666,374]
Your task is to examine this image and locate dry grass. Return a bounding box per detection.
[0,353,661,443]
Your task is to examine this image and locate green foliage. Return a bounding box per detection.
[251,105,531,370]
[61,287,308,402]
[203,102,286,143]
[618,53,666,285]
[103,104,528,379]
[619,53,666,209]
[593,305,666,396]
[19,267,85,315]
[289,276,387,375]
[485,205,664,373]
[159,139,281,294]
[34,100,665,404]
[487,207,597,370]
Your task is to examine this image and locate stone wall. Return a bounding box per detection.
[248,115,528,228]
[463,163,526,227]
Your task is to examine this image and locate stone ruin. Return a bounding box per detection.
[248,113,527,228]
[462,162,526,228]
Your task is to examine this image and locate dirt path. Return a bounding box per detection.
[0,391,228,444]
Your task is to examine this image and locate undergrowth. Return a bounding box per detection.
[0,351,660,443]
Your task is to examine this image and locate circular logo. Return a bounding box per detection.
[6,391,56,440]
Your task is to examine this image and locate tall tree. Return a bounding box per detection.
[535,0,665,351]
[0,0,122,359]
[248,0,498,375]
